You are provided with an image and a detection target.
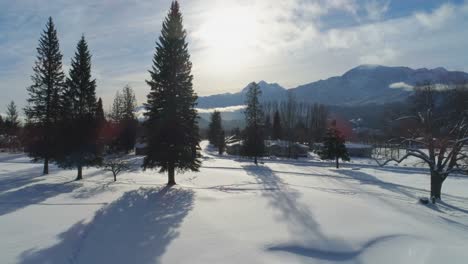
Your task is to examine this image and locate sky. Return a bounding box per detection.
[1,0,468,113]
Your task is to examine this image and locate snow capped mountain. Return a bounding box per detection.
[197,80,287,108]
[197,65,468,108]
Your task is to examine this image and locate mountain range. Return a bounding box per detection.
[197,65,468,108]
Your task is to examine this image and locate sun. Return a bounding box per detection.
[193,6,259,69]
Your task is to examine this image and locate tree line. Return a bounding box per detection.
[0,1,201,185]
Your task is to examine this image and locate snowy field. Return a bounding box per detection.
[1,141,468,264]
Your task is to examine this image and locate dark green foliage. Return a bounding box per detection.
[143,1,201,185]
[272,110,282,140]
[57,35,101,180]
[264,114,272,140]
[243,82,265,164]
[319,123,350,168]
[24,17,66,174]
[96,98,106,125]
[0,115,4,135]
[208,111,223,147]
[218,130,226,155]
[5,101,20,135]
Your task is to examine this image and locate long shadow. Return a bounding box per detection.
[243,165,417,262]
[19,186,194,264]
[243,165,326,241]
[336,169,420,201]
[0,153,27,163]
[0,167,45,193]
[0,181,81,216]
[267,235,411,261]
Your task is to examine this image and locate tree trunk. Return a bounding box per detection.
[76,165,83,181]
[430,171,443,202]
[167,164,176,185]
[335,157,339,169]
[113,173,117,182]
[254,156,258,165]
[43,157,49,175]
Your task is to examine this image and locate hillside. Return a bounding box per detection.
[197,65,468,108]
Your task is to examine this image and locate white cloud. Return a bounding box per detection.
[415,3,455,30]
[196,105,246,114]
[364,0,389,21]
[389,82,413,91]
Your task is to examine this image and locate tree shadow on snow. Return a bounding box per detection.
[0,166,45,193]
[0,181,81,216]
[19,186,194,264]
[243,165,414,263]
[267,234,411,262]
[243,165,325,241]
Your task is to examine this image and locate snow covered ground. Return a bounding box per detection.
[1,142,468,264]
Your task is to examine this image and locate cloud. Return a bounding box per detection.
[1,0,468,113]
[364,0,389,21]
[415,3,455,30]
[389,82,413,91]
[196,105,246,114]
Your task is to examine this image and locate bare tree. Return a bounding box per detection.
[102,155,130,182]
[375,84,468,203]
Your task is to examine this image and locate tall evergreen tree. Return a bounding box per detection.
[96,98,106,125]
[319,122,350,168]
[243,82,265,164]
[272,110,282,140]
[143,1,201,185]
[58,35,101,180]
[5,101,20,134]
[25,17,66,175]
[208,111,222,147]
[0,115,4,135]
[264,114,272,140]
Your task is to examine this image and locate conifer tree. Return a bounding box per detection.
[96,98,106,125]
[143,1,201,185]
[264,114,272,140]
[272,110,282,140]
[58,35,101,180]
[5,101,20,134]
[0,115,4,135]
[319,122,350,168]
[243,82,265,164]
[25,17,66,174]
[218,130,226,155]
[208,111,222,147]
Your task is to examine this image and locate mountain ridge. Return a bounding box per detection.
[197,65,468,108]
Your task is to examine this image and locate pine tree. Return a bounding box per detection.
[218,130,226,155]
[208,111,222,147]
[264,114,272,140]
[243,82,265,164]
[319,122,350,168]
[96,98,106,125]
[0,115,4,135]
[25,17,66,175]
[5,101,19,135]
[143,1,201,185]
[58,35,101,180]
[272,110,282,140]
